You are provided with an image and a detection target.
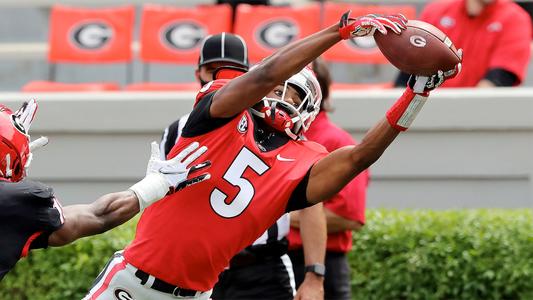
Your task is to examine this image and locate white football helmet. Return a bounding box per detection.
[251,67,322,139]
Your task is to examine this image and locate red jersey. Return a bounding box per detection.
[124,99,327,291]
[420,0,531,87]
[288,112,368,253]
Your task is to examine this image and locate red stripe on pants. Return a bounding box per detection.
[91,261,127,299]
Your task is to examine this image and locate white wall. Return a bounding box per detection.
[2,88,533,209]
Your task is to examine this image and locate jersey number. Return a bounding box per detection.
[210,147,269,218]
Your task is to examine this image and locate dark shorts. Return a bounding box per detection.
[289,249,352,300]
[211,254,295,300]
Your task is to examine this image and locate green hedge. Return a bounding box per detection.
[349,210,533,300]
[1,210,532,300]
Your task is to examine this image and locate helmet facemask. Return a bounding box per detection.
[251,67,322,140]
[0,99,40,182]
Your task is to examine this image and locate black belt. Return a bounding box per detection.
[134,269,198,297]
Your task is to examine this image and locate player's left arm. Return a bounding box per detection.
[48,141,211,247]
[293,203,326,300]
[306,68,461,204]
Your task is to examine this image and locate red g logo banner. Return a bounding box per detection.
[48,5,134,63]
[70,22,113,50]
[140,4,232,64]
[234,4,320,63]
[322,3,416,63]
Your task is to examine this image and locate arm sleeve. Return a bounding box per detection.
[285,167,313,212]
[484,68,519,86]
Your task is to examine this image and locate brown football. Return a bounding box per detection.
[374,20,461,76]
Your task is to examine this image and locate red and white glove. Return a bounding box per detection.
[339,10,407,39]
[386,51,463,131]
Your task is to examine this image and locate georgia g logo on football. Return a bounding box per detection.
[70,22,113,50]
[256,20,299,49]
[161,22,206,50]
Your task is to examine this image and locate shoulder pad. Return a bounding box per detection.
[195,79,231,107]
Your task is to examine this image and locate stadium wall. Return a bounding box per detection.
[2,88,533,209]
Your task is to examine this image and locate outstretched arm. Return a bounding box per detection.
[48,141,211,247]
[306,67,462,204]
[210,12,407,118]
[307,118,397,204]
[48,191,138,246]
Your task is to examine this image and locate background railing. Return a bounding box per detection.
[3,88,532,208]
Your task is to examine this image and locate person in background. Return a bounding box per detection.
[160,32,326,300]
[395,0,531,87]
[288,58,369,300]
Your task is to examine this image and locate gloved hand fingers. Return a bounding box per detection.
[432,70,445,89]
[339,10,351,27]
[355,17,386,35]
[374,16,402,34]
[174,173,211,192]
[389,13,408,26]
[172,141,200,162]
[181,145,208,167]
[158,164,187,175]
[14,99,38,132]
[444,62,462,79]
[189,160,211,174]
[29,136,49,152]
[150,141,161,160]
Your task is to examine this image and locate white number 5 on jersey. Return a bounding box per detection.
[210,147,269,218]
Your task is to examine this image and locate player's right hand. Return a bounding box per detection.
[148,141,211,192]
[339,10,407,39]
[130,141,211,210]
[408,49,463,94]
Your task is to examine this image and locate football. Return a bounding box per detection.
[374,20,461,76]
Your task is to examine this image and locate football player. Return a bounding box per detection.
[0,99,211,281]
[86,11,461,300]
[161,32,327,300]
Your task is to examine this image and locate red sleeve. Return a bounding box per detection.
[488,7,532,84]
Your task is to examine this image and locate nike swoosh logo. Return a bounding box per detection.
[276,154,295,162]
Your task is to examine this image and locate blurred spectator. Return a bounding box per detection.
[288,58,369,300]
[395,0,532,87]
